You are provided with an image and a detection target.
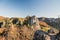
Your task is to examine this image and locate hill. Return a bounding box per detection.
[0,16,59,40]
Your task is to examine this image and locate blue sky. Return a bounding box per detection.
[0,0,60,18]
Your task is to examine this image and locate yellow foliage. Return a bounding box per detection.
[19,18,25,22]
[19,18,25,25]
[41,26,50,32]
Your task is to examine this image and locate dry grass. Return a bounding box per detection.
[0,25,40,40]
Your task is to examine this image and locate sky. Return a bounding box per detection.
[0,0,60,18]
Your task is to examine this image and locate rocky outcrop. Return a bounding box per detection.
[33,30,60,40]
[33,30,51,40]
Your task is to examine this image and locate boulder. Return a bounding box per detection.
[33,30,51,40]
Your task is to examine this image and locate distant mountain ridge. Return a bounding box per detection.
[38,17,60,29]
